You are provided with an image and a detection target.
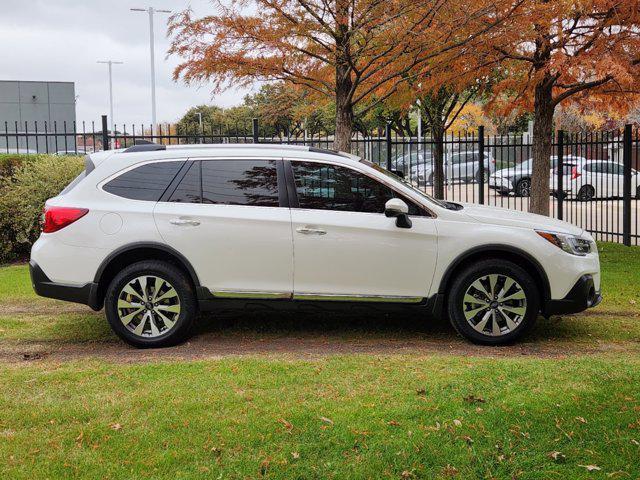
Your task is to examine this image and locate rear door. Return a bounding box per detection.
[153,158,293,297]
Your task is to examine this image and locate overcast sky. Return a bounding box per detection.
[0,0,252,125]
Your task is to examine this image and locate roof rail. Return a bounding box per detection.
[123,140,167,153]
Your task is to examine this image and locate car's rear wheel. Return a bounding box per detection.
[447,259,539,345]
[105,260,197,348]
[515,178,531,197]
[577,185,595,202]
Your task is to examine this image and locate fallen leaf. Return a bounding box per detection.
[462,435,473,445]
[442,464,459,477]
[320,416,334,425]
[291,452,300,459]
[278,418,293,432]
[401,470,414,478]
[548,451,566,463]
[453,419,462,427]
[631,439,639,446]
[109,423,122,431]
[576,416,587,424]
[578,465,601,472]
[463,395,485,404]
[388,420,400,426]
[416,388,427,396]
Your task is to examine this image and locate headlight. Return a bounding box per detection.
[536,231,593,256]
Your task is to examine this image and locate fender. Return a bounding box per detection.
[93,241,201,287]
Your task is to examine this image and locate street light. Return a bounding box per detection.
[131,6,171,134]
[97,60,124,141]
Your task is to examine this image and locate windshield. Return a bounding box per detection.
[361,160,448,208]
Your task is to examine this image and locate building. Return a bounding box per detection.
[0,80,76,153]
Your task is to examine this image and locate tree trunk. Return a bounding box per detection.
[334,54,353,152]
[530,79,555,216]
[432,127,446,200]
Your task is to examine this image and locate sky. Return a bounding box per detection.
[0,0,252,125]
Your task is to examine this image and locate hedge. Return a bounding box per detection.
[0,154,84,263]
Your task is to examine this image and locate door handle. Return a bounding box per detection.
[296,226,327,235]
[169,218,201,227]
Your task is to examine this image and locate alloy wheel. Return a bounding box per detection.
[462,274,527,337]
[117,275,181,338]
[516,179,531,197]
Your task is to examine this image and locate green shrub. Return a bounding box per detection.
[0,154,36,179]
[0,155,84,263]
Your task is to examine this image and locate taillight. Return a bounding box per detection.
[42,206,89,233]
[571,167,581,180]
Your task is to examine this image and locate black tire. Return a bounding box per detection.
[515,178,531,197]
[577,185,595,202]
[105,260,197,348]
[447,259,540,345]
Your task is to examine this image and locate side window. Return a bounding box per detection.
[201,159,279,207]
[609,163,624,175]
[291,161,426,216]
[168,162,201,203]
[103,161,183,201]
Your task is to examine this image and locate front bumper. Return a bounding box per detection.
[544,274,601,316]
[489,176,513,192]
[29,261,101,311]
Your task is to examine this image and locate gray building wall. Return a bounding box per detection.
[0,81,76,153]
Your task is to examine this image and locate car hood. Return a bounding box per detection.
[458,203,584,236]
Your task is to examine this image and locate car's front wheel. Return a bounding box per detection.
[515,178,531,197]
[447,259,539,345]
[105,260,197,348]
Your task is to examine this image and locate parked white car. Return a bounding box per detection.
[550,159,640,200]
[31,144,601,347]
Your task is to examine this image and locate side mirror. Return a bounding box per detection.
[384,198,412,229]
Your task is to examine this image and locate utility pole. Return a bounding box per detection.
[131,6,171,133]
[97,60,124,144]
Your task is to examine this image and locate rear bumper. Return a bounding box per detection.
[544,274,601,316]
[29,261,101,311]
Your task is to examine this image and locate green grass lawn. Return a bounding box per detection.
[0,242,639,479]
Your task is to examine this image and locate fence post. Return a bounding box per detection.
[478,125,485,205]
[101,115,110,151]
[623,124,632,246]
[385,122,392,170]
[556,130,564,220]
[252,118,259,144]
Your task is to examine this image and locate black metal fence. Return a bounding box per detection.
[2,115,638,246]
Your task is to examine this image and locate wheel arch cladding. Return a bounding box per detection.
[438,245,551,307]
[93,243,200,309]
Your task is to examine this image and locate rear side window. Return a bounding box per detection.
[201,160,279,206]
[103,161,183,201]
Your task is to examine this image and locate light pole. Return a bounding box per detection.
[97,60,124,142]
[195,112,203,143]
[131,6,171,134]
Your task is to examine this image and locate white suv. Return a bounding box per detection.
[30,144,601,347]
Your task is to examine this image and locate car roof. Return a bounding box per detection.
[86,143,362,175]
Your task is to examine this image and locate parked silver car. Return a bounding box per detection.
[392,150,496,187]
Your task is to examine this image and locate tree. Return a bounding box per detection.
[488,0,640,215]
[417,86,479,198]
[168,0,522,152]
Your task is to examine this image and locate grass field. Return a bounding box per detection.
[0,243,639,479]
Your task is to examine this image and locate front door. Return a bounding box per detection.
[154,158,293,297]
[287,160,438,301]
